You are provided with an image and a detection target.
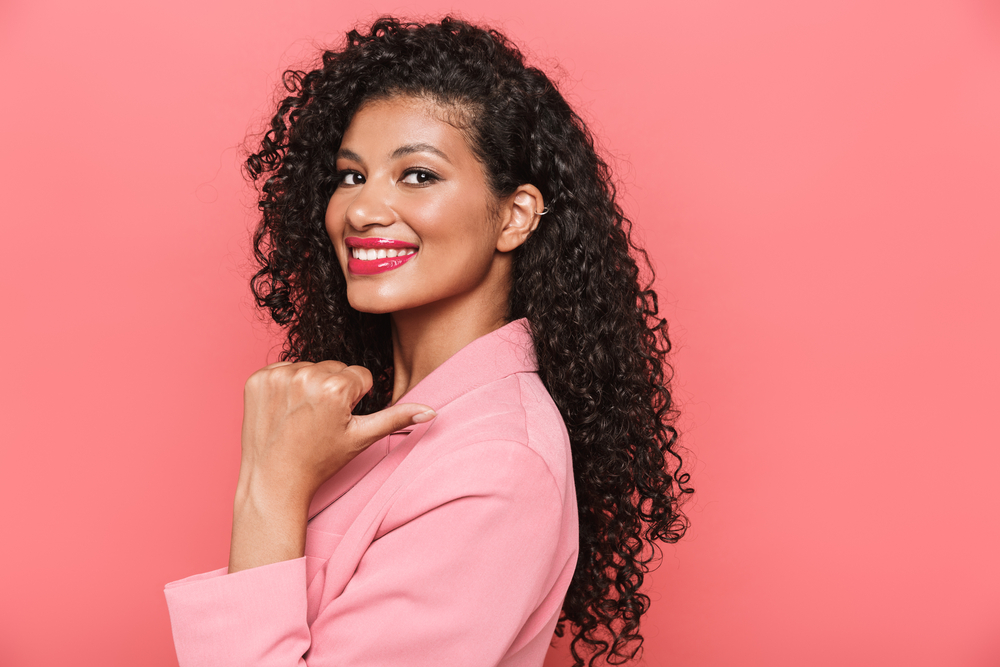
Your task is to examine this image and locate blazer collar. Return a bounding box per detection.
[396,317,537,412]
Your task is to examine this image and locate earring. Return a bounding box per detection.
[536,207,549,216]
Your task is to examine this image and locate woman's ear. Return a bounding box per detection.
[496,184,545,253]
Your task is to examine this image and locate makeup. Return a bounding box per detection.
[346,237,418,275]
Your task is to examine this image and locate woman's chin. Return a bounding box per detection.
[348,301,394,315]
[346,291,405,315]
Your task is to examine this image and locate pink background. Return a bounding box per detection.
[2,0,998,665]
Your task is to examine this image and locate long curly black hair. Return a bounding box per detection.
[246,16,692,666]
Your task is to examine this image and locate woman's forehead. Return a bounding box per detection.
[339,96,477,165]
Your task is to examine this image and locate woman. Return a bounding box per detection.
[165,16,690,667]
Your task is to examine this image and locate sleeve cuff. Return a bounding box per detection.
[164,558,310,667]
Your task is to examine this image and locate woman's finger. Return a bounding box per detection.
[335,365,374,409]
[313,360,348,373]
[348,403,437,449]
[261,360,297,370]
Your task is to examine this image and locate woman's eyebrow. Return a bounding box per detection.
[335,147,363,163]
[391,143,452,164]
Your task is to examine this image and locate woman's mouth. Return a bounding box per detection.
[345,237,417,275]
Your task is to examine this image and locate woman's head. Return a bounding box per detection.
[324,93,543,318]
[248,16,690,666]
[250,15,631,344]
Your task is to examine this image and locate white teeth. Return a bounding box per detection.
[350,246,416,260]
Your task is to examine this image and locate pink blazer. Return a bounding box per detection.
[165,320,579,666]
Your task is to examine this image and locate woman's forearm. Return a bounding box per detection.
[228,473,311,573]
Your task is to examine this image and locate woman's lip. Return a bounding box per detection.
[348,252,416,276]
[345,237,418,249]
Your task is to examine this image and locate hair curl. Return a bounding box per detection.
[246,16,692,665]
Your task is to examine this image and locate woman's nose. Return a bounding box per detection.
[345,180,395,230]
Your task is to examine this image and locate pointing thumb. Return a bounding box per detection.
[349,403,436,448]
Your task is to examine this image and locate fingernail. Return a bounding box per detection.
[411,409,437,424]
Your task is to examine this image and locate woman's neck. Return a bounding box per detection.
[389,292,509,404]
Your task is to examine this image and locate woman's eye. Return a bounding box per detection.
[400,170,436,185]
[338,171,365,186]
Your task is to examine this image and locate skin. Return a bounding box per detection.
[229,95,544,573]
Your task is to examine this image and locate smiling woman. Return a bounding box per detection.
[163,16,690,667]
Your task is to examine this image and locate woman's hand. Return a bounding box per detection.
[228,360,435,573]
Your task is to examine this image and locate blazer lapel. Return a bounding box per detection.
[307,420,434,520]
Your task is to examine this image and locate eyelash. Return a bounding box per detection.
[401,169,439,185]
[334,168,440,187]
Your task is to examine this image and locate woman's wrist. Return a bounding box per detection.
[228,472,311,573]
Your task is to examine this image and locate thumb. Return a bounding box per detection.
[348,403,436,448]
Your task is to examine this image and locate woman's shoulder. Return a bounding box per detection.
[414,371,572,496]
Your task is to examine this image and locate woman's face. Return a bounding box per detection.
[325,95,504,318]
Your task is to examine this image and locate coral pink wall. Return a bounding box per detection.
[2,1,998,665]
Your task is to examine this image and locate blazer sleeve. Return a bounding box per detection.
[164,440,569,667]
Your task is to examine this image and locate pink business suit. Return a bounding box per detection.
[165,319,579,666]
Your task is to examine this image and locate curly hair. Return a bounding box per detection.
[246,16,692,666]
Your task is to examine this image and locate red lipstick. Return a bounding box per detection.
[345,237,418,275]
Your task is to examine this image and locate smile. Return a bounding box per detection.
[350,247,416,260]
[345,237,418,275]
